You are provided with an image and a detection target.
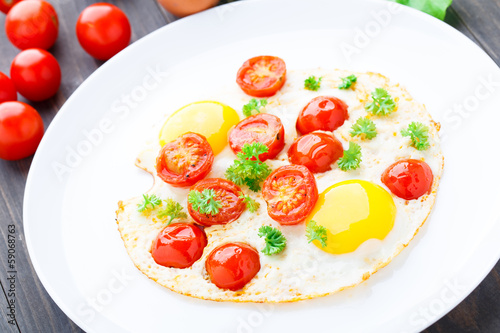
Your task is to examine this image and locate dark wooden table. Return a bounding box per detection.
[0,1,498,332]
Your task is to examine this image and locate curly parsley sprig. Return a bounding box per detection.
[350,117,377,140]
[258,225,287,255]
[338,74,357,89]
[365,88,396,116]
[157,199,187,225]
[338,142,362,171]
[239,194,260,213]
[242,98,268,117]
[304,76,322,91]
[225,142,272,192]
[188,189,222,215]
[306,221,327,247]
[137,194,162,213]
[401,122,430,151]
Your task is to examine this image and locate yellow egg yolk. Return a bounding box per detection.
[308,180,396,254]
[159,101,240,155]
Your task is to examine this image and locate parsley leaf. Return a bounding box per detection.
[389,0,452,20]
[157,199,187,225]
[401,122,430,151]
[188,189,222,215]
[338,74,357,89]
[350,117,377,140]
[239,194,260,213]
[306,221,327,247]
[304,76,322,91]
[137,194,162,213]
[338,142,362,171]
[258,225,287,255]
[225,142,272,192]
[365,88,396,116]
[242,98,268,117]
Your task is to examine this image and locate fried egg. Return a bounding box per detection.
[116,69,444,302]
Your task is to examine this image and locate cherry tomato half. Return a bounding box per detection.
[262,165,318,225]
[188,178,245,227]
[236,56,286,97]
[0,0,22,14]
[229,113,285,161]
[0,72,17,103]
[0,101,44,161]
[156,132,214,187]
[10,48,61,101]
[5,0,58,50]
[151,223,207,269]
[287,132,343,173]
[76,3,131,60]
[296,96,349,135]
[205,242,260,291]
[381,159,434,200]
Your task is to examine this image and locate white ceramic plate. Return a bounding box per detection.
[24,0,500,332]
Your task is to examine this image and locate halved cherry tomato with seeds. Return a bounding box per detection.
[229,113,285,161]
[188,178,245,227]
[296,96,349,135]
[151,223,207,269]
[236,56,286,97]
[156,132,214,187]
[262,165,318,225]
[381,159,433,200]
[287,132,343,173]
[205,242,260,291]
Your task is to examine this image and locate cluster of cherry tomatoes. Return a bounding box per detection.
[0,0,131,160]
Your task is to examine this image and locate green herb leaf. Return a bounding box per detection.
[225,142,272,192]
[239,194,260,213]
[137,194,162,213]
[157,199,187,225]
[389,0,452,20]
[188,189,222,215]
[304,76,322,91]
[338,74,357,89]
[242,98,268,117]
[338,142,362,171]
[306,220,327,247]
[350,117,377,140]
[365,88,396,116]
[258,225,287,255]
[401,121,430,150]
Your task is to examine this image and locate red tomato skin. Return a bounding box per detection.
[76,3,131,60]
[156,132,214,187]
[381,159,434,200]
[229,113,285,161]
[287,132,343,173]
[151,223,207,269]
[0,0,22,14]
[188,178,245,227]
[5,0,58,50]
[205,242,260,291]
[0,101,44,161]
[236,56,286,97]
[262,165,318,225]
[10,48,61,101]
[296,96,349,135]
[0,72,17,103]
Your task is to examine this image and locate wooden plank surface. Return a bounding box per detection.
[0,0,498,332]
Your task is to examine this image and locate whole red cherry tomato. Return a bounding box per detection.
[151,223,207,269]
[262,165,318,225]
[10,48,61,101]
[205,242,260,291]
[0,0,22,14]
[228,113,285,161]
[0,101,44,161]
[188,178,245,227]
[0,72,17,103]
[5,0,58,50]
[236,56,286,97]
[76,3,131,60]
[296,96,349,135]
[381,159,434,200]
[287,132,343,173]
